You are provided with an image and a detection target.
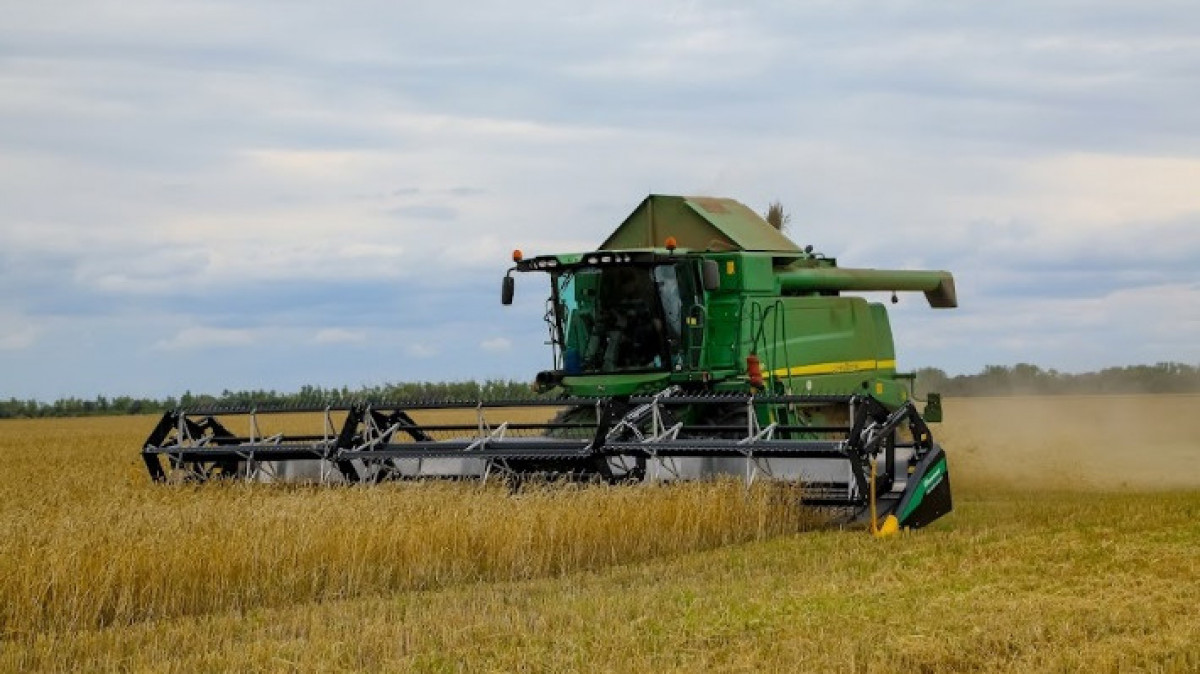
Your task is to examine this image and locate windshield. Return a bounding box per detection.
[554,265,684,374]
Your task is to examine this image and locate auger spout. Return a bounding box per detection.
[778,267,957,308]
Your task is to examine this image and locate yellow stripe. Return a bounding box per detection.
[770,359,896,378]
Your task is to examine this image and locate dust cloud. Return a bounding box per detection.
[935,395,1200,491]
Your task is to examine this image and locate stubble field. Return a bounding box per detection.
[0,395,1197,672]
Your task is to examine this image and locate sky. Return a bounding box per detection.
[1,1,1199,400]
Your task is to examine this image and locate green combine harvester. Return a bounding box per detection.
[142,195,956,533]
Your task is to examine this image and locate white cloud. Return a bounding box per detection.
[998,153,1200,229]
[154,327,257,350]
[0,322,36,350]
[313,328,366,344]
[895,281,1200,373]
[241,148,394,179]
[405,343,438,358]
[480,336,512,352]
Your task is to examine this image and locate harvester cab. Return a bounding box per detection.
[508,249,705,391]
[142,194,957,534]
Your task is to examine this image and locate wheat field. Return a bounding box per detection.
[1,395,1198,672]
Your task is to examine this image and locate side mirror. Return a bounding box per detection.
[701,259,720,291]
[501,275,515,305]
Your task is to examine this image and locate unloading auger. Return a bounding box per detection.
[142,195,957,532]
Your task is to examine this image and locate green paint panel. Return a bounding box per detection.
[899,456,948,522]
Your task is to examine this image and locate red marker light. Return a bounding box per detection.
[747,354,765,389]
[665,236,678,251]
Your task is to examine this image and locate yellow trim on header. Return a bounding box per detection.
[770,359,896,378]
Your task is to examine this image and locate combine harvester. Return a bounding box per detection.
[142,195,956,533]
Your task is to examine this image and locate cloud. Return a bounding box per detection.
[388,204,458,221]
[405,343,438,358]
[313,328,365,344]
[894,281,1200,373]
[0,322,36,350]
[480,337,512,352]
[2,1,1200,397]
[154,327,257,350]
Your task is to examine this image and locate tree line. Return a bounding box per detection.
[914,362,1200,397]
[1,363,1197,419]
[0,380,535,419]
